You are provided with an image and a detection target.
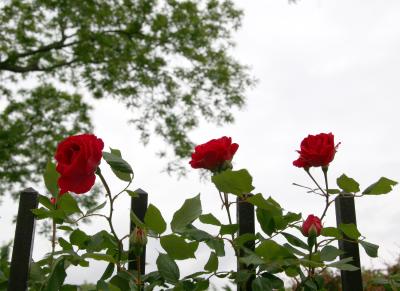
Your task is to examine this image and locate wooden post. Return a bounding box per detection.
[237,194,255,291]
[8,188,39,291]
[128,188,148,274]
[335,193,363,291]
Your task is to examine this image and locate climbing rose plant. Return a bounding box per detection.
[28,132,397,290]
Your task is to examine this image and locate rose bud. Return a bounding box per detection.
[131,227,148,247]
[189,136,239,173]
[55,134,104,195]
[302,215,322,237]
[293,133,340,169]
[50,197,57,205]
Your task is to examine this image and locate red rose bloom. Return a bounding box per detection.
[301,215,323,237]
[189,136,239,172]
[55,134,104,195]
[293,133,339,169]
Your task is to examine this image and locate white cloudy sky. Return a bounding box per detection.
[1,0,400,288]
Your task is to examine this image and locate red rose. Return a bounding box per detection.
[301,214,323,237]
[293,133,339,169]
[50,197,57,205]
[55,134,104,195]
[189,136,239,172]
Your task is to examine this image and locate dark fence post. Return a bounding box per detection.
[335,193,363,291]
[237,194,255,291]
[128,188,148,274]
[7,188,39,291]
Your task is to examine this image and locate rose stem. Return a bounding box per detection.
[136,255,142,289]
[97,167,123,271]
[50,218,56,267]
[320,167,330,221]
[305,169,326,196]
[220,191,235,241]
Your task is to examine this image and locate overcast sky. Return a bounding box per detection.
[1,0,400,288]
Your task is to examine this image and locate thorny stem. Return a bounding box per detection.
[97,167,123,272]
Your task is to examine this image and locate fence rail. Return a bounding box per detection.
[7,188,362,291]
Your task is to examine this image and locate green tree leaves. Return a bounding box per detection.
[0,0,253,176]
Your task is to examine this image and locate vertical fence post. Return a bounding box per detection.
[7,188,39,291]
[237,194,255,291]
[335,193,363,291]
[128,188,148,274]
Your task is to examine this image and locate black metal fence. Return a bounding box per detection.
[6,189,362,291]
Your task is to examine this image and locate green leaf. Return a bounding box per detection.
[96,280,110,291]
[199,213,221,226]
[102,151,133,175]
[160,234,198,260]
[70,229,91,249]
[234,233,257,248]
[219,224,239,236]
[211,169,254,196]
[109,272,134,290]
[339,223,361,240]
[337,174,360,193]
[110,148,133,181]
[246,194,282,214]
[321,227,342,239]
[206,239,225,257]
[256,207,278,236]
[362,177,398,195]
[327,189,341,194]
[320,245,343,261]
[252,277,273,291]
[281,232,309,250]
[359,240,379,258]
[156,254,180,283]
[239,253,265,266]
[171,194,202,232]
[86,201,107,215]
[204,252,218,272]
[328,258,359,271]
[45,258,67,291]
[58,225,74,232]
[256,240,294,261]
[82,253,116,263]
[144,204,166,235]
[100,263,115,281]
[58,193,82,215]
[44,160,60,197]
[38,194,54,210]
[58,237,73,251]
[125,190,138,198]
[130,211,145,228]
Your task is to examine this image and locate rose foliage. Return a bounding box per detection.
[16,133,397,290]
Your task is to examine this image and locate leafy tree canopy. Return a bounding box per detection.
[0,0,254,195]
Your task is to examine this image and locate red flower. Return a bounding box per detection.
[293,133,339,169]
[189,136,239,172]
[55,134,104,195]
[302,215,323,237]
